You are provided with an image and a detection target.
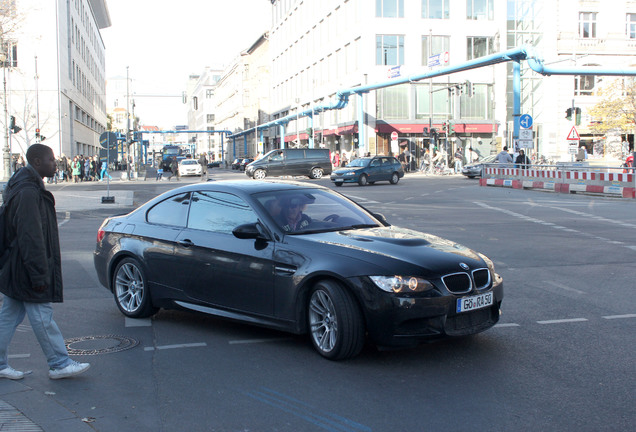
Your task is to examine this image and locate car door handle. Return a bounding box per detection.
[178,239,194,247]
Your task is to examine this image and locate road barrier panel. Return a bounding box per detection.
[479,164,635,199]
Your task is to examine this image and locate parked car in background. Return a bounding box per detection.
[461,154,497,178]
[239,158,255,171]
[93,180,503,360]
[330,156,404,186]
[207,160,222,168]
[178,159,203,176]
[231,158,242,170]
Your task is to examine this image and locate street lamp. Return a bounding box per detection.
[0,51,11,181]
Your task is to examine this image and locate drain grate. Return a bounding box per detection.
[65,335,139,355]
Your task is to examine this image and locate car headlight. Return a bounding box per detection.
[344,172,355,176]
[369,276,434,293]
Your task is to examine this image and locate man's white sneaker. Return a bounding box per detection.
[48,361,90,380]
[0,366,25,380]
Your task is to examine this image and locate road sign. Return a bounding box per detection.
[427,54,442,67]
[519,114,533,129]
[388,66,401,78]
[99,131,118,149]
[569,142,579,154]
[519,129,533,140]
[566,126,580,140]
[391,131,398,141]
[517,140,533,149]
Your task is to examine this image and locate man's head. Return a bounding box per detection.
[26,144,56,178]
[519,149,525,155]
[503,146,508,151]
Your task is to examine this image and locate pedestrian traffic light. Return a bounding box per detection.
[565,108,573,120]
[575,107,581,126]
[35,128,41,139]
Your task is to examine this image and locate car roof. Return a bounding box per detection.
[161,180,328,196]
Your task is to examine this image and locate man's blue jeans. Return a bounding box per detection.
[0,296,71,370]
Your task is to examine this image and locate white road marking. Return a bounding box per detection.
[544,280,585,295]
[537,318,588,325]
[602,314,636,320]
[494,323,520,328]
[144,342,207,351]
[125,317,152,327]
[58,211,71,227]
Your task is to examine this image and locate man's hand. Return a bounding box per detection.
[33,285,47,293]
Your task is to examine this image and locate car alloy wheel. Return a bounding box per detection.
[253,169,266,180]
[311,167,324,179]
[308,280,364,360]
[390,172,400,184]
[113,258,157,318]
[358,174,368,186]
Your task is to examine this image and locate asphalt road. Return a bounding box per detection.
[0,169,634,431]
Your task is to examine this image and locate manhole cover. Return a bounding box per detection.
[65,335,139,355]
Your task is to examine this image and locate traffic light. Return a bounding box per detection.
[575,107,582,126]
[465,80,473,97]
[565,108,573,120]
[10,116,21,134]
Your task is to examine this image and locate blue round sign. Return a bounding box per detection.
[519,114,533,129]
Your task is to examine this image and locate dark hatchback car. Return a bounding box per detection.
[239,158,255,171]
[94,181,503,360]
[330,156,404,186]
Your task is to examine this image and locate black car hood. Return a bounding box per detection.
[296,226,485,275]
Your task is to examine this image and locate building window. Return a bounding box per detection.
[206,89,214,98]
[627,14,636,38]
[574,75,597,96]
[422,0,449,19]
[192,96,198,110]
[376,0,404,18]
[579,12,597,38]
[467,0,493,20]
[377,85,409,120]
[467,36,494,60]
[422,35,450,65]
[376,35,405,66]
[206,114,215,123]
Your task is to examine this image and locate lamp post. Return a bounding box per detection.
[0,51,11,181]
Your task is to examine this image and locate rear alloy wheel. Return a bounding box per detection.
[253,169,267,180]
[358,174,368,186]
[308,280,365,360]
[112,258,157,318]
[390,172,400,184]
[310,167,324,179]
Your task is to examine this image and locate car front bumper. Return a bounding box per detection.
[348,275,504,347]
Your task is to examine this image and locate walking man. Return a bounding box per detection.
[0,144,90,380]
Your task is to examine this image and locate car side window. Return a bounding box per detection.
[188,191,257,234]
[146,192,191,227]
[371,159,381,167]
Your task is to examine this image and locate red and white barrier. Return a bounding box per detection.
[480,167,635,199]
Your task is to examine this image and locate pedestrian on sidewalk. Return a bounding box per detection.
[0,144,90,380]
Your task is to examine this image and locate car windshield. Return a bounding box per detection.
[181,160,198,165]
[254,188,380,234]
[346,158,369,168]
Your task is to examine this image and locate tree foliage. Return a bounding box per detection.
[588,77,636,135]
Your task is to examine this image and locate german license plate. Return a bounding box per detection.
[456,292,493,313]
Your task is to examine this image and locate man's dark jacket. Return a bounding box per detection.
[0,165,63,302]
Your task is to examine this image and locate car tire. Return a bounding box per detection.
[390,172,400,184]
[310,167,324,179]
[358,174,368,186]
[112,257,158,318]
[253,169,267,180]
[334,182,343,187]
[308,280,365,360]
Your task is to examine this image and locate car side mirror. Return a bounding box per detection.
[232,222,268,240]
[371,212,390,227]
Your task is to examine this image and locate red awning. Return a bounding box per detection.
[284,133,309,142]
[376,123,443,134]
[453,123,498,133]
[337,124,358,135]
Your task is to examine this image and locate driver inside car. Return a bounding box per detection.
[279,195,313,232]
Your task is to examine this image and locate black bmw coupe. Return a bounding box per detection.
[94,180,503,360]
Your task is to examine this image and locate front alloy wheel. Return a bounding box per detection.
[358,174,368,186]
[113,258,157,318]
[390,172,400,184]
[308,280,365,360]
[253,169,267,180]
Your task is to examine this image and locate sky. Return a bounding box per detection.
[101,0,272,129]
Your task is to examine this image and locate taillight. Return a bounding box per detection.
[97,228,105,243]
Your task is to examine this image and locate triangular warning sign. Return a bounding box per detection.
[567,126,580,140]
